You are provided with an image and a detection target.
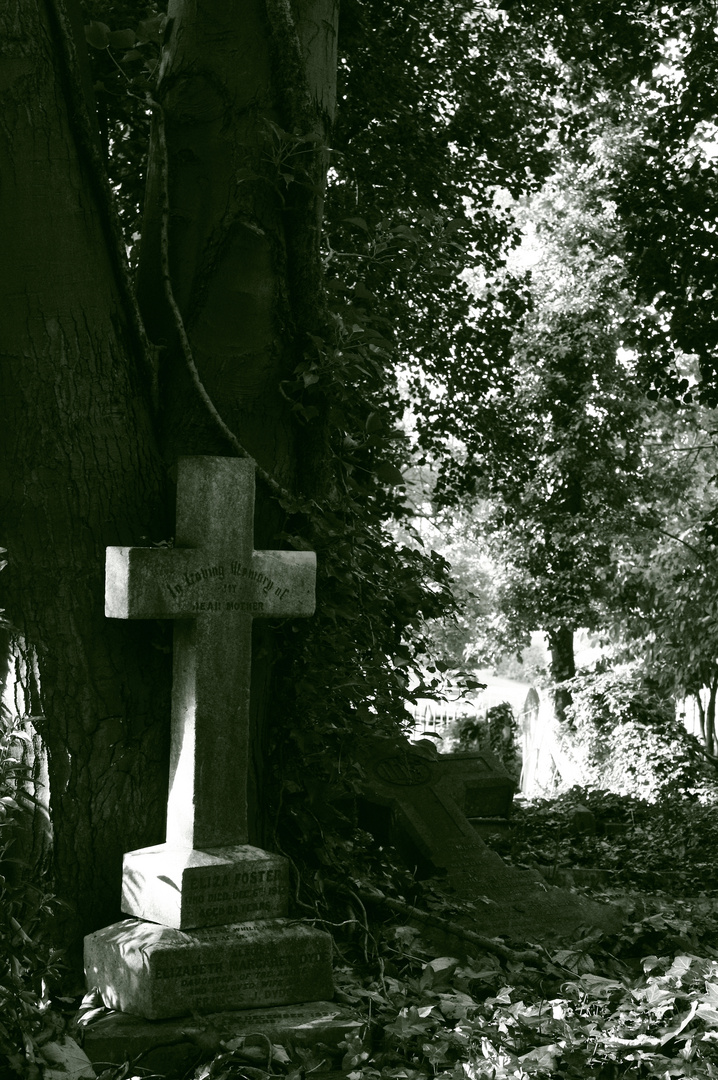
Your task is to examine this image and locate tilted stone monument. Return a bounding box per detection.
[358,736,621,942]
[410,739,515,824]
[85,457,333,1019]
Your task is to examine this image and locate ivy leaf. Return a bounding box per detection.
[376,463,406,487]
[519,1044,561,1070]
[108,28,136,50]
[84,22,111,50]
[137,16,166,44]
[420,956,460,990]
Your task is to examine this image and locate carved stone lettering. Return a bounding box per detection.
[375,755,433,786]
[85,918,334,1020]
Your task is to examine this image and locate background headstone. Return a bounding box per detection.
[519,686,584,796]
[357,735,620,941]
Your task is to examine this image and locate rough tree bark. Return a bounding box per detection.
[0,0,172,965]
[705,671,718,756]
[547,625,576,724]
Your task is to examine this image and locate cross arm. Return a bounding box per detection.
[250,551,316,618]
[105,547,200,620]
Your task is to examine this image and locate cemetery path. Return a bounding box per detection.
[475,670,533,713]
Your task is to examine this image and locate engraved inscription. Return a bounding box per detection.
[153,946,327,981]
[375,755,432,786]
[168,563,225,598]
[167,560,292,603]
[184,867,282,890]
[190,600,265,613]
[166,861,290,926]
[183,866,286,923]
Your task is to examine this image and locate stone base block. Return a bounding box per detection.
[81,1001,366,1075]
[121,844,288,929]
[85,918,334,1020]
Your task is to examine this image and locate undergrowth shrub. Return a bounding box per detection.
[0,713,64,1075]
[449,701,521,780]
[501,784,718,896]
[560,663,711,799]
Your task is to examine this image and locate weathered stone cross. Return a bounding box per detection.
[105,457,316,930]
[84,457,333,1016]
[106,456,315,850]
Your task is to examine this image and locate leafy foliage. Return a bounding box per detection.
[450,702,521,781]
[0,556,64,1076]
[0,718,64,1077]
[601,2,718,404]
[82,0,165,265]
[272,516,459,847]
[501,786,718,898]
[437,161,664,693]
[556,663,712,799]
[610,445,718,751]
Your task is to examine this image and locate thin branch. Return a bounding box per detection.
[641,443,718,452]
[337,883,553,967]
[654,525,704,558]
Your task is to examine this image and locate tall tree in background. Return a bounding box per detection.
[479,167,655,717]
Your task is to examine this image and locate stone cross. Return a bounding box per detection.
[105,456,316,851]
[85,458,332,1015]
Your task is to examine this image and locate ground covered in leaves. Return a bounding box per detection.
[8,785,718,1080]
[323,785,718,1080]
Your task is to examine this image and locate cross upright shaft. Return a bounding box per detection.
[105,457,315,850]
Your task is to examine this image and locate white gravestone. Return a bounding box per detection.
[84,457,333,1018]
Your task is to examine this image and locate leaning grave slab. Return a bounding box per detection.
[411,738,515,830]
[358,736,622,941]
[84,457,334,1020]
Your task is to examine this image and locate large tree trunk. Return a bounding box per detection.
[136,0,338,842]
[547,625,576,724]
[706,671,718,757]
[0,0,170,968]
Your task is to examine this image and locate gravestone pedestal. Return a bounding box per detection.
[85,919,333,1021]
[121,843,289,929]
[84,458,333,1019]
[82,1000,366,1077]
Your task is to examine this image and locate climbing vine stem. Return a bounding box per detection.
[46,0,159,409]
[146,94,302,509]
